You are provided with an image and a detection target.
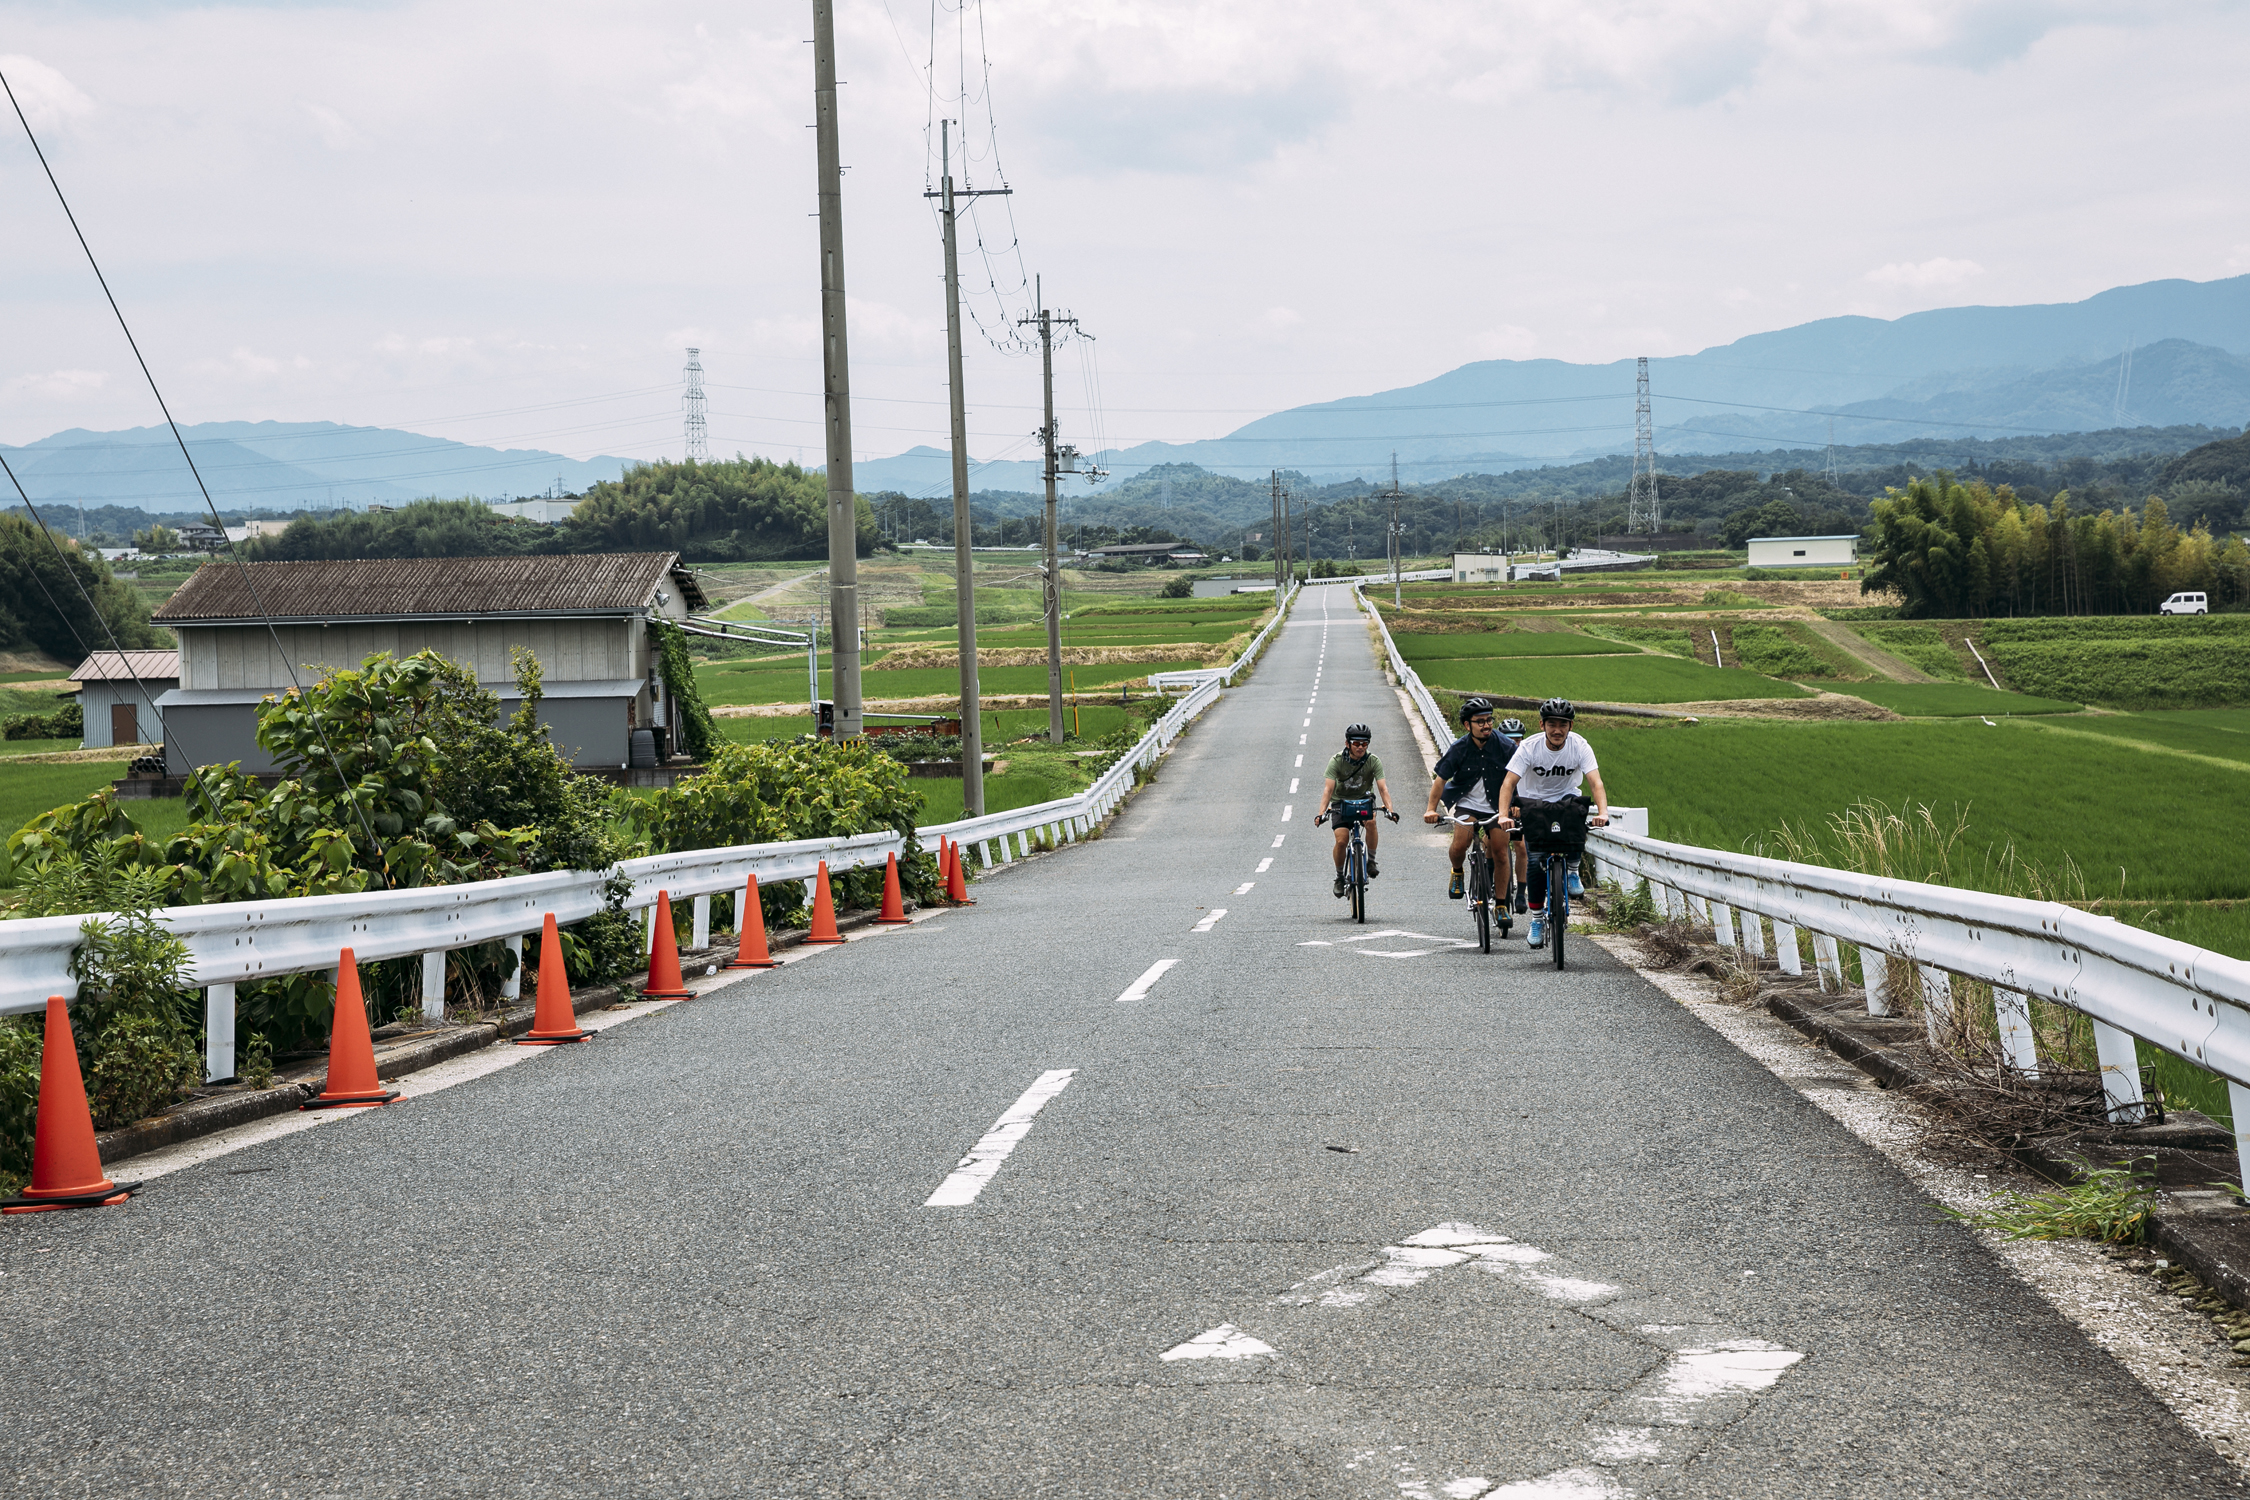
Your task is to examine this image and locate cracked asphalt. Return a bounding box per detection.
[1,584,2240,1497]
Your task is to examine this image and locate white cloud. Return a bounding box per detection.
[0,54,94,128]
[0,368,107,403]
[300,102,368,151]
[1864,257,1988,290]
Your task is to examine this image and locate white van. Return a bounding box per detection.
[2159,592,2209,615]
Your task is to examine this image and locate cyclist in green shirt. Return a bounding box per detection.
[1319,724,1398,898]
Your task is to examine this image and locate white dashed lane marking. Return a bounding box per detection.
[1288,778,1299,793]
[1114,958,1181,1003]
[923,1068,1078,1208]
[1281,805,1293,821]
[1234,882,1255,894]
[1192,909,1228,932]
[1256,858,1274,873]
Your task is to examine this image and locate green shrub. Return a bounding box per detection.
[0,1019,38,1196]
[1158,575,1194,598]
[2,702,81,741]
[634,738,934,921]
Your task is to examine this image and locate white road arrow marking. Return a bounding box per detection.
[1160,1324,1277,1362]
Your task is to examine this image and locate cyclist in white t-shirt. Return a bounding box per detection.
[1497,698,1611,949]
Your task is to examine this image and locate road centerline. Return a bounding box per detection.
[1114,958,1182,1003]
[923,1068,1079,1208]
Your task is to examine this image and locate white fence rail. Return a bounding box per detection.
[1364,572,2250,1183]
[1146,581,1299,691]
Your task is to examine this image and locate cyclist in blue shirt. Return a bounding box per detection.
[1422,696,1520,900]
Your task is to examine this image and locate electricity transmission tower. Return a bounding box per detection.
[1627,356,1660,534]
[683,349,708,462]
[1385,454,1405,606]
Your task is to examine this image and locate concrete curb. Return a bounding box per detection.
[91,908,887,1169]
[1761,981,2250,1312]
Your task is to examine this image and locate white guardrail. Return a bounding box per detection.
[934,583,1301,868]
[1362,579,2250,1182]
[0,588,1296,1074]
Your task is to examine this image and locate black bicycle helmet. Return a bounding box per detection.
[1459,695,1496,725]
[1537,697,1577,723]
[1498,717,1525,736]
[1344,723,1372,743]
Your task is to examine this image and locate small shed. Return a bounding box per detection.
[1746,535,1858,569]
[70,650,179,749]
[150,553,707,775]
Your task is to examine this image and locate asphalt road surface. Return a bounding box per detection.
[2,585,2239,1497]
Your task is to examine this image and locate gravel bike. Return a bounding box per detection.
[1317,805,1399,923]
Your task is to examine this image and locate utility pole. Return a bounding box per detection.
[812,0,862,741]
[1017,278,1093,745]
[926,119,1009,815]
[1270,472,1284,590]
[1387,453,1405,607]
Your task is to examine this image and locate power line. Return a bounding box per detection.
[3,63,393,882]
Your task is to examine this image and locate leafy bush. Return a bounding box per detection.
[653,622,719,760]
[1158,575,1194,598]
[2,702,81,741]
[635,738,933,920]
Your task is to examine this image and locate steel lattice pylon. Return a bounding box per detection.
[683,348,709,462]
[1628,356,1659,534]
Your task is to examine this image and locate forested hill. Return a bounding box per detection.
[240,459,879,564]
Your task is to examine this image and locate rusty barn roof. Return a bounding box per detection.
[153,553,707,623]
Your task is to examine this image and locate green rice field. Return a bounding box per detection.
[1394,632,1636,660]
[1596,716,2241,900]
[2011,711,2250,766]
[1855,625,1969,679]
[694,658,1205,707]
[1839,682,2080,717]
[1413,654,1812,704]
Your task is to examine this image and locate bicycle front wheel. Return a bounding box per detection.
[1473,855,1492,953]
[1350,849,1367,923]
[1550,857,1568,970]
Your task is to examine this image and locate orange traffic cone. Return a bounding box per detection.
[876,851,911,924]
[803,861,846,944]
[640,889,695,1000]
[303,949,399,1109]
[945,837,973,904]
[1,997,135,1214]
[519,913,591,1045]
[726,874,779,968]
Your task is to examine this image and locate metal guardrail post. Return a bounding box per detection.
[1860,949,1893,1016]
[1812,935,1844,994]
[1919,966,1954,1046]
[503,934,523,1000]
[692,894,712,951]
[2092,1019,2148,1123]
[1994,989,2039,1077]
[1739,911,1767,960]
[1712,903,1737,948]
[1772,921,1802,976]
[421,950,447,1022]
[205,984,235,1082]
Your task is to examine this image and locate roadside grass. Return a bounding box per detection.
[1838,682,2080,717]
[1593,716,2248,900]
[1945,1163,2152,1244]
[0,684,75,720]
[0,738,88,758]
[1395,632,1636,660]
[1413,653,1812,703]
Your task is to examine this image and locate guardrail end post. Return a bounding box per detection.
[205,982,236,1082]
[503,933,523,1000]
[1772,920,1801,976]
[1994,988,2040,1078]
[2091,1018,2147,1124]
[420,949,446,1022]
[692,893,712,951]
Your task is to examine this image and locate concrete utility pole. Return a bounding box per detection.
[1282,485,1294,584]
[812,0,862,741]
[1270,472,1284,591]
[1017,279,1090,745]
[926,120,1009,815]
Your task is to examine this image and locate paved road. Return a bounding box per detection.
[3,587,2239,1497]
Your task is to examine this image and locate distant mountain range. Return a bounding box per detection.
[0,421,634,515]
[851,274,2250,493]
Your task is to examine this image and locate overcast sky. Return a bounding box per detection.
[4,0,2246,476]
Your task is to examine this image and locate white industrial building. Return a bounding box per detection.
[1746,535,1858,569]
